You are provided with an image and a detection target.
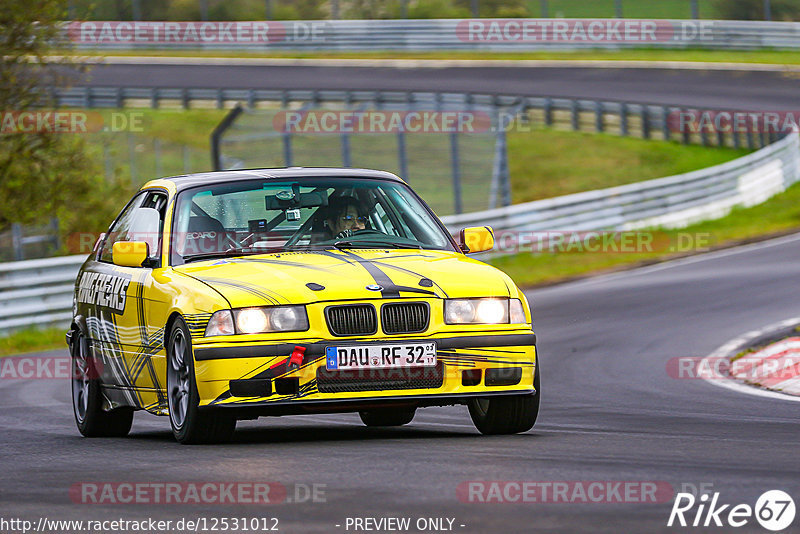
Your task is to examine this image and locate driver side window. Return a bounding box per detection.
[99,191,166,264]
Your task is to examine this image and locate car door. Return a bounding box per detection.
[81,189,168,411]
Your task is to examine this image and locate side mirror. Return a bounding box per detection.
[112,241,150,268]
[460,226,494,253]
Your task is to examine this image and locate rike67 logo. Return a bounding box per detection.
[668,490,795,531]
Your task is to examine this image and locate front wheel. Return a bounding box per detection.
[359,407,416,427]
[71,330,133,437]
[167,318,236,444]
[468,362,540,435]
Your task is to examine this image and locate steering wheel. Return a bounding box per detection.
[336,228,385,239]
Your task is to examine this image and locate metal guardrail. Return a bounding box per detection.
[0,255,84,333]
[441,132,800,235]
[54,87,782,151]
[63,19,800,51]
[2,132,798,336]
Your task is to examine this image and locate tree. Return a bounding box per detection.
[0,0,122,246]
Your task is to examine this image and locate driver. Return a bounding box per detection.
[325,196,370,239]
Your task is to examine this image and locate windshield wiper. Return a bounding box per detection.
[183,247,282,263]
[333,240,422,250]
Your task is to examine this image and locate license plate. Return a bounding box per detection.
[325,342,437,371]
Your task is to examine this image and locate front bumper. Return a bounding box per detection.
[192,331,537,412]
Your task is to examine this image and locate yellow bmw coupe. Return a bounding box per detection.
[67,168,539,443]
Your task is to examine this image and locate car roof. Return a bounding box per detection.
[161,167,404,191]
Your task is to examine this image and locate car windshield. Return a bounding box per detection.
[171,177,455,264]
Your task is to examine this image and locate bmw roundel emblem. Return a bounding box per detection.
[366,284,383,291]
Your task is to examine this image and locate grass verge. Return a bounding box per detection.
[0,327,66,357]
[489,181,800,287]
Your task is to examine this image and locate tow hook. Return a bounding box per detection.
[288,346,306,370]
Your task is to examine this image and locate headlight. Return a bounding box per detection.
[444,298,509,324]
[205,310,234,336]
[234,305,308,334]
[510,298,527,324]
[204,306,309,336]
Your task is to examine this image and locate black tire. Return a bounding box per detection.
[468,362,540,435]
[167,318,236,444]
[71,330,134,437]
[359,407,416,427]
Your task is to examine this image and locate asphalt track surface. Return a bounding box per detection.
[2,234,799,533]
[73,60,800,109]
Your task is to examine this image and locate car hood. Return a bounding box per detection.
[174,249,516,308]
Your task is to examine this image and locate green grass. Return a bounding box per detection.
[65,48,800,66]
[489,181,800,287]
[529,0,714,19]
[0,327,66,357]
[507,128,748,202]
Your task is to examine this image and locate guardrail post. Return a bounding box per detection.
[571,100,579,131]
[716,129,725,148]
[615,0,623,18]
[82,87,90,108]
[544,97,553,127]
[397,130,408,182]
[746,129,755,150]
[662,106,670,141]
[700,128,710,146]
[151,88,158,109]
[641,107,650,139]
[341,131,351,167]
[499,127,511,207]
[11,224,23,261]
[733,130,741,150]
[691,0,699,18]
[620,102,628,136]
[450,132,463,215]
[216,89,224,109]
[283,133,293,167]
[247,89,255,109]
[540,0,549,17]
[115,87,123,108]
[595,101,604,133]
[182,88,189,109]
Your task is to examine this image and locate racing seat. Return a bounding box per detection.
[183,216,231,255]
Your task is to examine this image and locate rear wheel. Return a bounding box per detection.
[359,407,416,427]
[167,318,236,444]
[71,330,133,437]
[468,362,540,435]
